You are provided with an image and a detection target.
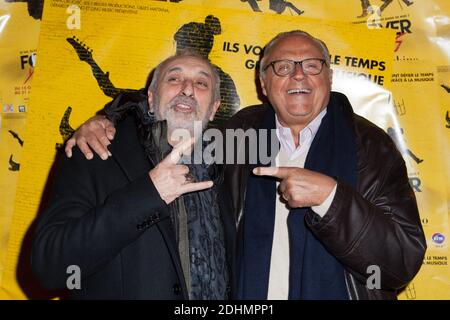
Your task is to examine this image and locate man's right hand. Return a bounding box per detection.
[65,115,116,160]
[149,138,213,204]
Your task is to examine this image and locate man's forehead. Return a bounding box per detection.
[269,35,323,57]
[162,56,213,77]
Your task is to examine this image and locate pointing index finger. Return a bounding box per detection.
[253,166,291,179]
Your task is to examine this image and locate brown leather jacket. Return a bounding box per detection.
[219,92,426,300]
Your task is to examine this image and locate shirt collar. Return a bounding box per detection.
[275,108,327,154]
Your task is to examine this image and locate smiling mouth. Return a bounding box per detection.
[173,104,194,113]
[287,88,312,95]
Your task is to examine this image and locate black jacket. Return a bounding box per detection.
[31,115,235,299]
[221,92,426,300]
[34,91,425,300]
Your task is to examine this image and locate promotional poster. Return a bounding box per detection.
[0,0,448,300]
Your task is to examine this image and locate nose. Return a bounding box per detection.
[181,79,194,97]
[291,63,306,81]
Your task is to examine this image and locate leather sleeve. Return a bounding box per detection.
[103,89,148,125]
[31,148,169,290]
[305,132,426,290]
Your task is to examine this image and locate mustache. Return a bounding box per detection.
[169,95,199,111]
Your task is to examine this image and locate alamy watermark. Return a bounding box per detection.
[66,265,81,290]
[66,5,81,30]
[366,265,381,290]
[170,121,280,165]
[65,263,382,291]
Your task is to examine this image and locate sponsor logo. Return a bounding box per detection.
[3,104,13,112]
[432,233,445,245]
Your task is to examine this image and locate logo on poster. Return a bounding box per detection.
[432,233,445,245]
[3,104,13,112]
[20,52,37,69]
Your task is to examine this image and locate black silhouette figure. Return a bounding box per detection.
[4,0,44,20]
[387,127,423,164]
[441,84,450,93]
[8,130,24,146]
[358,0,413,18]
[269,0,304,15]
[7,130,23,171]
[55,106,75,149]
[67,37,138,99]
[66,37,138,148]
[357,0,373,18]
[241,0,263,12]
[439,86,449,128]
[66,16,240,129]
[9,154,20,171]
[380,0,413,12]
[174,15,241,127]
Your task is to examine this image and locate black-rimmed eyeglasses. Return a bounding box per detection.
[263,58,327,77]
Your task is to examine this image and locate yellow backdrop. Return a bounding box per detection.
[0,0,448,299]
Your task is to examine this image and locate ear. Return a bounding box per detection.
[209,100,221,121]
[259,75,268,96]
[147,89,154,113]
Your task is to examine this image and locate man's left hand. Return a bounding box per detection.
[253,166,336,208]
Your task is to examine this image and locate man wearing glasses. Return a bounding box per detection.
[226,30,425,300]
[65,30,426,300]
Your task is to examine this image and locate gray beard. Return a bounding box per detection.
[152,94,211,131]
